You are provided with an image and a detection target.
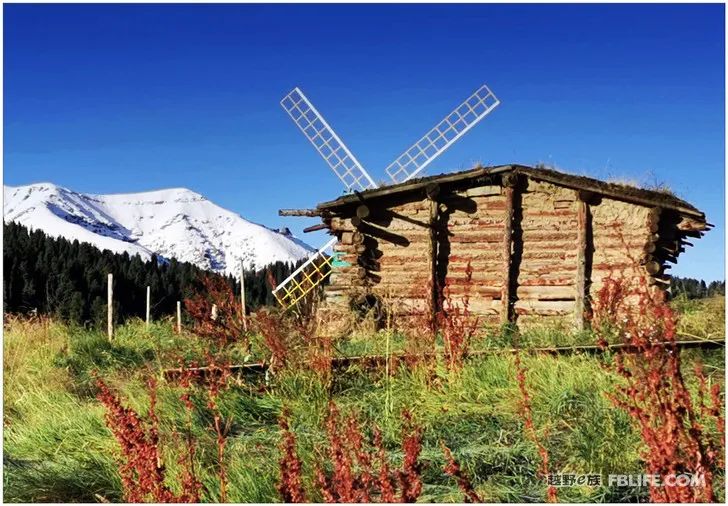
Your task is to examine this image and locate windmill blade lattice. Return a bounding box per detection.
[384,84,500,184]
[281,88,377,193]
[272,238,337,310]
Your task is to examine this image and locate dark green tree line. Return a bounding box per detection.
[3,222,302,327]
[670,276,724,299]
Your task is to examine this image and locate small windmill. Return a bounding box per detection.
[273,84,500,309]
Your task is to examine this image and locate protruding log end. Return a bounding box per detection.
[645,260,662,276]
[425,182,440,199]
[303,223,328,233]
[356,205,370,219]
[501,172,519,188]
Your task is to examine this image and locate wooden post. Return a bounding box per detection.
[176,301,181,334]
[240,259,248,332]
[501,181,516,324]
[575,193,589,331]
[107,273,113,340]
[427,184,440,328]
[356,204,370,219]
[145,286,151,329]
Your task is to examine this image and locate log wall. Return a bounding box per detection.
[589,198,651,295]
[441,184,506,322]
[515,179,580,325]
[325,219,360,307]
[322,174,684,330]
[369,200,432,315]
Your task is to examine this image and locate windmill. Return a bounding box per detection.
[273,84,500,309]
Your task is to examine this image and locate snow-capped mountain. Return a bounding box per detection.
[3,182,314,276]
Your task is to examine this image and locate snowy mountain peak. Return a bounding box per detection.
[3,183,314,277]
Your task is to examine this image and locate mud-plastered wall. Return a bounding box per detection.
[440,184,506,323]
[515,179,579,325]
[589,197,651,298]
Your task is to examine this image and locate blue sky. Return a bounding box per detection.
[4,3,725,281]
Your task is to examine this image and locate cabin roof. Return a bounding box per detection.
[316,164,706,220]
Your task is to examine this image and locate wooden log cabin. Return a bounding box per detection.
[293,164,709,329]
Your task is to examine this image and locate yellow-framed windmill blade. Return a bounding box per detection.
[272,237,337,310]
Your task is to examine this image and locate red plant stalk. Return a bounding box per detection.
[96,377,193,503]
[345,414,375,502]
[436,262,480,372]
[440,441,482,503]
[202,353,233,503]
[295,317,334,382]
[398,410,423,503]
[514,353,558,503]
[184,274,247,348]
[173,354,233,502]
[254,310,292,371]
[278,409,307,503]
[591,276,724,502]
[404,279,438,368]
[694,362,726,469]
[374,429,396,503]
[284,403,423,503]
[325,402,357,502]
[316,462,336,503]
[177,430,202,502]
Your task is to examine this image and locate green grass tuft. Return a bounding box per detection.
[3,299,724,503]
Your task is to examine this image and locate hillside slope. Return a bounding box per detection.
[4,183,313,276]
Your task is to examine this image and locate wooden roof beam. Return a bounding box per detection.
[278,208,324,217]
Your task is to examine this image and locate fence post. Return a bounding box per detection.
[107,273,113,340]
[146,285,151,329]
[176,300,182,334]
[240,259,248,332]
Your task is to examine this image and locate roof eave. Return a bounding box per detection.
[315,164,706,224]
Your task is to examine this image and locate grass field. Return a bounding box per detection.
[3,297,725,503]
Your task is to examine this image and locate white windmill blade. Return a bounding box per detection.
[281,87,378,193]
[272,237,338,310]
[384,84,500,184]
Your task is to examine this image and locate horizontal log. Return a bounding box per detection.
[446,218,505,228]
[516,285,575,300]
[373,277,434,288]
[591,263,641,271]
[514,300,574,316]
[455,185,500,197]
[278,208,322,217]
[553,199,576,210]
[518,258,578,269]
[446,264,504,275]
[333,243,356,253]
[340,231,354,245]
[519,277,576,287]
[521,251,578,261]
[303,223,328,233]
[447,253,503,262]
[449,233,505,244]
[523,209,579,218]
[521,231,579,242]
